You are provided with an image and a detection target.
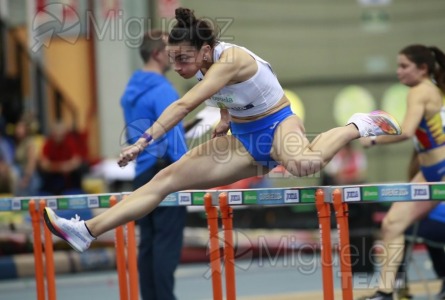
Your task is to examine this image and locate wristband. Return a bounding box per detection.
[141,132,153,143]
[370,136,377,146]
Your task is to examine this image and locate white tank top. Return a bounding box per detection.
[195,42,284,117]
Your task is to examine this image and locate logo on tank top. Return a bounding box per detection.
[231,103,255,111]
[216,102,227,109]
[211,94,234,103]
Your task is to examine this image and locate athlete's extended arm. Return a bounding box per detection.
[118,50,243,167]
[146,50,243,141]
[362,85,426,147]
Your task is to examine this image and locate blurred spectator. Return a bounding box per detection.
[0,123,14,167]
[0,104,6,136]
[66,127,91,174]
[39,122,83,195]
[12,115,41,196]
[0,152,14,195]
[0,119,15,195]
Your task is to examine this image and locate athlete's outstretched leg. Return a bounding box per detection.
[44,136,263,252]
[272,110,401,176]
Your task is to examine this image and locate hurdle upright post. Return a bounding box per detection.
[315,188,335,300]
[29,199,45,300]
[204,193,223,300]
[110,196,129,300]
[126,219,139,300]
[40,200,56,300]
[332,188,353,300]
[219,192,236,300]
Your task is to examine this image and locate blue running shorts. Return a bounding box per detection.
[230,106,294,168]
[420,160,445,182]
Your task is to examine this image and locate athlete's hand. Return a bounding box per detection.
[118,143,144,168]
[212,120,230,138]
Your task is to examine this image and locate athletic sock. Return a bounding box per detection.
[83,222,96,239]
[348,122,359,131]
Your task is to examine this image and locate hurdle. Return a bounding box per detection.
[334,182,445,299]
[204,193,223,300]
[219,192,237,300]
[29,199,56,300]
[17,194,136,300]
[6,188,334,300]
[4,182,444,299]
[315,188,335,300]
[110,195,139,300]
[203,186,335,300]
[332,188,353,300]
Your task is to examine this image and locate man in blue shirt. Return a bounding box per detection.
[120,30,188,300]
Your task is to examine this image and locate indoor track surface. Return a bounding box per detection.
[0,251,442,300]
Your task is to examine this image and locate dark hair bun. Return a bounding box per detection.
[175,8,197,27]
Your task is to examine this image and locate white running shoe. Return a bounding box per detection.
[347,110,402,137]
[43,207,95,253]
